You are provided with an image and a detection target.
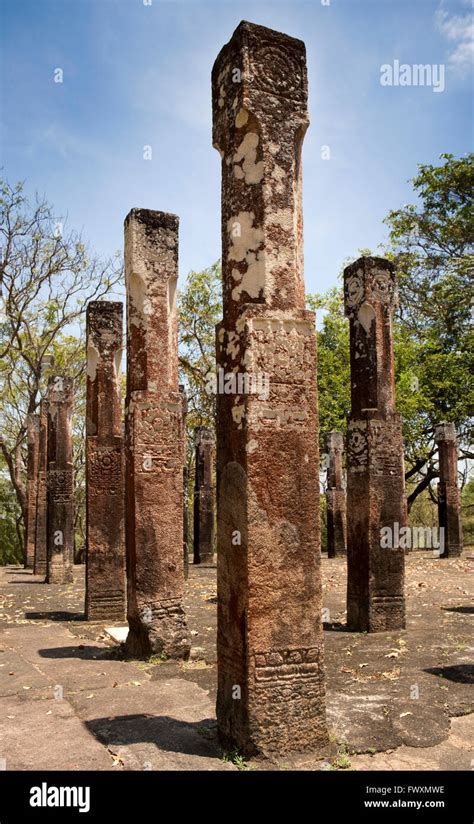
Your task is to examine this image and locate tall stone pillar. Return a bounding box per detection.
[34,400,49,577]
[46,376,74,584]
[344,256,406,632]
[124,209,190,659]
[435,423,463,557]
[325,431,346,557]
[193,426,215,565]
[212,21,327,756]
[85,301,126,620]
[25,414,40,568]
[183,464,190,581]
[180,385,190,580]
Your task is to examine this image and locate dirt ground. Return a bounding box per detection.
[0,552,472,771]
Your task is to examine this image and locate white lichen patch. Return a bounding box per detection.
[232,255,265,302]
[128,271,148,327]
[357,302,376,334]
[232,404,245,425]
[246,440,258,454]
[217,62,230,87]
[235,108,249,128]
[87,344,99,381]
[227,212,267,302]
[226,331,240,359]
[233,132,264,185]
[271,162,286,193]
[114,349,123,378]
[218,84,226,109]
[269,207,293,234]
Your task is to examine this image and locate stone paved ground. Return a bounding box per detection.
[0,553,472,771]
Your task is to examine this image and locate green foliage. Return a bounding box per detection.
[307,287,350,441]
[461,479,474,547]
[385,153,473,446]
[0,466,23,564]
[223,750,255,770]
[178,261,221,458]
[309,154,473,507]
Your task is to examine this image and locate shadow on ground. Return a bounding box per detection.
[425,664,474,684]
[26,611,85,622]
[38,644,123,661]
[441,606,474,615]
[85,715,220,758]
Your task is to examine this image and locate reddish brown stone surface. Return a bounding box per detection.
[85,301,126,621]
[212,21,327,756]
[193,427,215,565]
[180,385,190,580]
[124,209,190,659]
[325,431,346,558]
[24,414,40,568]
[344,256,406,632]
[183,464,190,581]
[34,399,49,577]
[46,376,74,584]
[435,423,463,557]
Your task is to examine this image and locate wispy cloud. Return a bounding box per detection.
[436,3,474,73]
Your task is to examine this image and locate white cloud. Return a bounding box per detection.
[436,5,474,73]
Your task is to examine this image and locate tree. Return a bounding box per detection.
[310,154,473,511]
[0,471,23,564]
[0,178,123,560]
[178,261,221,444]
[384,153,474,506]
[307,287,350,442]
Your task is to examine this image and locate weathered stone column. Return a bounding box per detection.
[85,301,126,620]
[34,400,49,577]
[435,423,463,557]
[124,209,190,659]
[183,465,190,581]
[180,385,190,580]
[46,376,74,584]
[193,426,215,565]
[344,256,406,632]
[212,21,327,756]
[24,414,40,568]
[325,431,346,557]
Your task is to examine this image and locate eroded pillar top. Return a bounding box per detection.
[86,301,123,439]
[435,422,457,443]
[325,431,344,453]
[124,209,179,393]
[212,20,309,319]
[194,426,214,447]
[344,256,397,418]
[47,376,73,466]
[87,301,123,355]
[47,375,74,406]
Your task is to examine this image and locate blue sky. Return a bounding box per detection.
[1,0,472,300]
